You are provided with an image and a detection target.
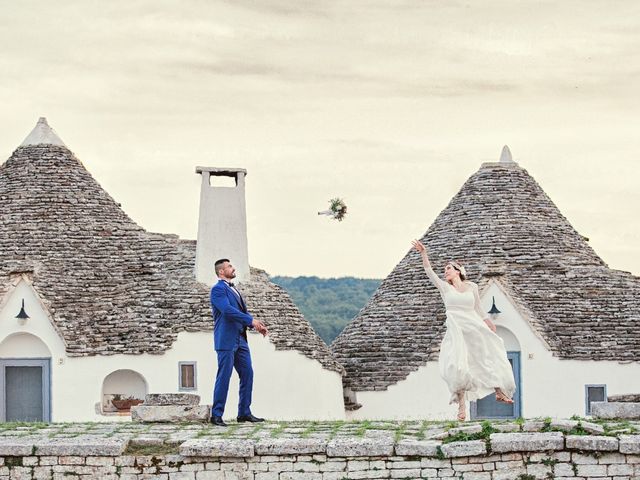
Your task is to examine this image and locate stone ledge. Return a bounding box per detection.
[254,438,327,455]
[490,432,564,452]
[180,439,255,457]
[565,435,618,451]
[326,438,394,457]
[0,438,127,457]
[440,439,486,457]
[394,439,441,456]
[619,435,640,454]
[35,438,128,456]
[0,439,36,456]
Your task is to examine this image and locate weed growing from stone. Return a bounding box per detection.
[269,422,287,438]
[355,421,372,437]
[541,457,559,466]
[415,420,430,440]
[301,421,318,438]
[221,423,240,439]
[441,420,497,445]
[394,421,407,442]
[248,423,265,439]
[329,420,345,440]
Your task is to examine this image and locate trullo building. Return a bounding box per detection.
[0,118,344,422]
[331,147,640,420]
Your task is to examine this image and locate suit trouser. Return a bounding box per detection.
[212,338,253,418]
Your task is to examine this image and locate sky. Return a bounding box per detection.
[0,1,639,278]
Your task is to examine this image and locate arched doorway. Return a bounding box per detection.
[0,333,52,422]
[101,369,147,414]
[471,326,522,420]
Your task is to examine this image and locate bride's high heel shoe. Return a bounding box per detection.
[495,388,514,404]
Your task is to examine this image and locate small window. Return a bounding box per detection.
[585,384,606,415]
[179,362,197,391]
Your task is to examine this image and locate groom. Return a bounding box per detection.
[210,258,268,426]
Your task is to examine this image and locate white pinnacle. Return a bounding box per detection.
[20,117,66,147]
[499,145,514,163]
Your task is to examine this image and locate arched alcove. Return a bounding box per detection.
[0,332,52,358]
[101,369,147,414]
[496,326,520,352]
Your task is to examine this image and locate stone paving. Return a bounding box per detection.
[1,419,640,479]
[0,418,637,447]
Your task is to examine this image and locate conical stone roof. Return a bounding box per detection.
[0,119,343,374]
[331,154,640,391]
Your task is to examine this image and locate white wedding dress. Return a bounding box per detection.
[425,266,516,403]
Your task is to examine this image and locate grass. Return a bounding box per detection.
[328,420,345,440]
[415,420,430,441]
[441,421,497,445]
[248,423,266,439]
[300,421,319,438]
[354,421,372,438]
[220,423,241,439]
[394,421,407,442]
[269,422,288,438]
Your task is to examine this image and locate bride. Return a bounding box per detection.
[412,240,516,421]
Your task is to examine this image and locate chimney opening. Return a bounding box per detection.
[208,172,238,188]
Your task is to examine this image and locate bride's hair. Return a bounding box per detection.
[449,261,467,282]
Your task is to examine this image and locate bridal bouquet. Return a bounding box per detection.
[318,197,348,222]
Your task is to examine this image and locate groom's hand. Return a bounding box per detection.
[252,319,268,337]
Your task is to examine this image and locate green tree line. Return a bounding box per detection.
[271,276,381,345]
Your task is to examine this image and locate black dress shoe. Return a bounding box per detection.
[210,416,228,426]
[237,414,265,423]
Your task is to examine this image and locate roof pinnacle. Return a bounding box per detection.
[20,117,66,147]
[499,145,514,163]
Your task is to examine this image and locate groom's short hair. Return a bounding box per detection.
[214,258,230,276]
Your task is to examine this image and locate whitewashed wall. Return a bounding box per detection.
[0,278,345,422]
[348,280,640,420]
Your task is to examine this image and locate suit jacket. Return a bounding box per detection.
[210,279,254,351]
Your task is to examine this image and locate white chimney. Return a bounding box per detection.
[195,167,250,286]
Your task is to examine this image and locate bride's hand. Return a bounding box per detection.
[411,239,426,253]
[484,318,497,333]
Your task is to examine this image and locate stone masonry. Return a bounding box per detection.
[1,418,640,479]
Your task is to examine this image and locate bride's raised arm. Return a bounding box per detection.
[412,240,448,294]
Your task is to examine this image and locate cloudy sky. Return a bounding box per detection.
[1,1,638,278]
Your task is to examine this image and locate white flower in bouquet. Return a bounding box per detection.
[318,197,348,221]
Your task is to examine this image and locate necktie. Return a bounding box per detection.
[226,281,248,339]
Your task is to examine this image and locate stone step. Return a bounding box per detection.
[592,401,640,419]
[131,405,210,423]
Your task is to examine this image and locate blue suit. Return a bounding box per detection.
[210,279,255,418]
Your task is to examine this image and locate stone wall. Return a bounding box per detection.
[1,432,640,479]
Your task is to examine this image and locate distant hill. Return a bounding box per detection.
[271,276,381,345]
